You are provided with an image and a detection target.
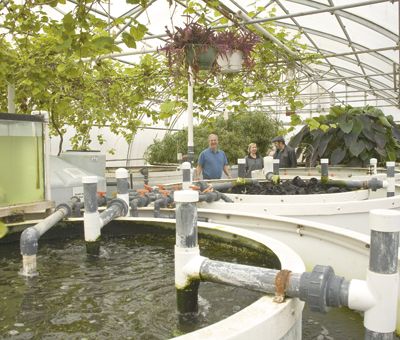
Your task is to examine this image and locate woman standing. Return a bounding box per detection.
[245,143,264,177]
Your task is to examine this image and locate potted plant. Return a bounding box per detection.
[214,29,260,73]
[161,20,218,76]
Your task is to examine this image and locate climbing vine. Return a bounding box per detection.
[0,0,316,153]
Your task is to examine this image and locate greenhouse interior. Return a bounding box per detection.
[2,1,400,339]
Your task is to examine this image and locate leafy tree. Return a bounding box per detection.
[289,106,400,167]
[0,1,315,153]
[145,111,282,164]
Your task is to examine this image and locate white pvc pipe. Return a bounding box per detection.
[175,246,202,288]
[364,271,399,333]
[347,279,376,312]
[83,212,102,242]
[187,67,194,162]
[181,161,192,190]
[83,176,101,243]
[116,168,130,216]
[370,158,378,175]
[386,161,395,197]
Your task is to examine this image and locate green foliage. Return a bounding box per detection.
[145,111,282,164]
[290,105,400,167]
[0,1,315,154]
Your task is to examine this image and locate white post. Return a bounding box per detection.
[116,168,130,216]
[174,189,200,316]
[365,209,400,339]
[187,67,194,163]
[83,176,101,255]
[181,161,192,190]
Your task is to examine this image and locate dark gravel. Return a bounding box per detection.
[224,176,354,195]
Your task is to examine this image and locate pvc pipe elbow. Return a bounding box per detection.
[348,279,376,312]
[20,227,40,256]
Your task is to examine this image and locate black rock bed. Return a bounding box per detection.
[223,176,356,195]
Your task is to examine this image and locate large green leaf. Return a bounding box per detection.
[289,125,308,147]
[392,126,400,141]
[349,140,365,157]
[331,147,346,165]
[338,117,353,134]
[374,131,387,149]
[378,115,392,128]
[122,32,137,48]
[318,133,333,156]
[344,131,358,148]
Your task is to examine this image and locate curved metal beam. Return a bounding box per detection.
[274,21,395,67]
[284,0,398,42]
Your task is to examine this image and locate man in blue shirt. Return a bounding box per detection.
[195,134,231,180]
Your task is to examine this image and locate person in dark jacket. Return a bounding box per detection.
[245,143,264,177]
[271,136,297,168]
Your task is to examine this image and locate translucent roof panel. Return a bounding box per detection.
[41,0,400,119]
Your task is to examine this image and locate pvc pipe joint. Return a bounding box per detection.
[115,168,128,179]
[175,245,204,289]
[369,209,400,233]
[174,190,199,203]
[82,176,98,184]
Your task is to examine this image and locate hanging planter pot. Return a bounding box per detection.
[217,50,244,73]
[185,44,217,71]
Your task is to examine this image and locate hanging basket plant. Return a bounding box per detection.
[160,20,261,77]
[160,20,218,77]
[214,29,261,73]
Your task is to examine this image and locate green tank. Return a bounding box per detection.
[0,113,44,206]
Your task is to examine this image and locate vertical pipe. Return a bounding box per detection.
[181,161,192,190]
[321,158,329,184]
[370,158,378,176]
[7,83,15,113]
[187,67,194,163]
[83,176,101,256]
[364,209,400,339]
[174,190,200,322]
[273,159,280,175]
[116,168,130,216]
[237,158,246,178]
[386,161,395,197]
[42,111,51,202]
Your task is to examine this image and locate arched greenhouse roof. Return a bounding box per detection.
[1,0,399,122]
[40,0,400,120]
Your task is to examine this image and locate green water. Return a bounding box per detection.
[0,136,44,206]
[0,223,383,340]
[0,232,271,339]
